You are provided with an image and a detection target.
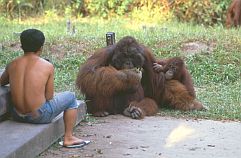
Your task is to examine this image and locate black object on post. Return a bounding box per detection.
[106,32,115,46]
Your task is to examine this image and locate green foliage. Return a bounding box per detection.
[172,0,232,25]
[86,0,133,18]
[44,9,58,20]
[0,0,234,25]
[0,0,45,19]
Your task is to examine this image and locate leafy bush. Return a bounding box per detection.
[171,0,232,25]
[86,0,133,18]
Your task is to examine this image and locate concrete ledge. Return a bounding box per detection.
[0,100,87,158]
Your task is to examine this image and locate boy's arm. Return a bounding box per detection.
[0,64,10,86]
[45,65,54,101]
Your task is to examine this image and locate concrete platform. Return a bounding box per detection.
[0,100,87,158]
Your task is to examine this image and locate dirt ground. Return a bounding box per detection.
[39,115,241,158]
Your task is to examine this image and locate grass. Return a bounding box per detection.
[0,16,240,121]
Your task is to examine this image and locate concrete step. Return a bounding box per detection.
[0,100,87,158]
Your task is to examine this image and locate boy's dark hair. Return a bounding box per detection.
[20,29,45,53]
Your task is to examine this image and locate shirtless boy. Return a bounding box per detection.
[0,29,89,148]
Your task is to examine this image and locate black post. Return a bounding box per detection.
[106,32,115,46]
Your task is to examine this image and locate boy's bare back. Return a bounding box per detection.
[1,53,54,114]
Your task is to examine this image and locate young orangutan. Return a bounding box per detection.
[153,57,204,110]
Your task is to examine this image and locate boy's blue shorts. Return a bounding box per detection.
[11,91,78,124]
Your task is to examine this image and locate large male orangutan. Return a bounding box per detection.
[76,36,204,119]
[226,0,241,28]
